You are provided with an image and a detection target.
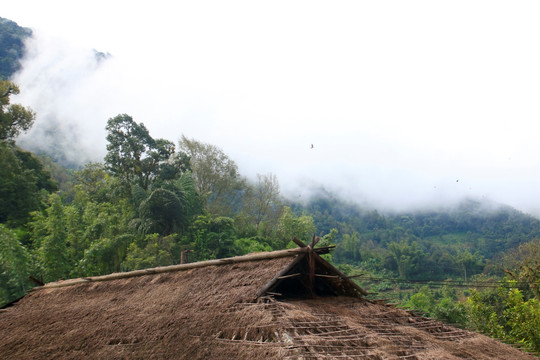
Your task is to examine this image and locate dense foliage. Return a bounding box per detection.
[292,194,540,281]
[0,81,53,226]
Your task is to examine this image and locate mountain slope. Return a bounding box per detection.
[0,17,32,80]
[292,194,540,279]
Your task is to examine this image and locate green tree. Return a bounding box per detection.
[0,143,58,225]
[0,81,55,226]
[181,214,236,260]
[276,206,316,249]
[74,162,113,203]
[466,283,540,352]
[504,288,540,351]
[232,236,273,255]
[130,172,202,237]
[402,284,467,326]
[105,114,175,191]
[434,296,467,325]
[122,233,177,270]
[70,195,134,276]
[35,194,71,282]
[387,240,424,279]
[240,173,282,237]
[76,234,134,276]
[28,171,135,279]
[173,171,202,221]
[0,224,31,306]
[334,232,361,263]
[404,285,435,314]
[179,135,245,216]
[0,142,39,224]
[134,188,184,236]
[501,239,540,299]
[455,249,483,282]
[0,80,35,142]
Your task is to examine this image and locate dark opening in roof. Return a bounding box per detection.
[271,256,342,299]
[257,238,367,300]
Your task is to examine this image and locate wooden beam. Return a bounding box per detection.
[308,251,315,296]
[312,245,336,254]
[277,273,301,280]
[256,253,307,298]
[28,276,44,286]
[39,248,309,290]
[309,234,320,248]
[292,237,307,248]
[314,274,340,279]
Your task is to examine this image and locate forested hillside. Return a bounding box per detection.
[0,17,538,352]
[293,194,540,279]
[0,17,31,80]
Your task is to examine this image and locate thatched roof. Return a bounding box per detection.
[0,245,535,359]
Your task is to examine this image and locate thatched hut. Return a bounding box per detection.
[0,242,535,359]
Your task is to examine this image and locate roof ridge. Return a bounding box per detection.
[37,248,308,290]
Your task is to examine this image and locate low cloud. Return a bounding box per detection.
[8,1,540,214]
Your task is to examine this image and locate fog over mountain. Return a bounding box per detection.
[5,1,540,214]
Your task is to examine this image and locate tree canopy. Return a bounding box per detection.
[0,80,35,142]
[105,114,177,191]
[0,80,55,226]
[179,135,245,216]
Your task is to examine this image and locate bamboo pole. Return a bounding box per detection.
[38,248,309,290]
[277,273,302,280]
[314,274,340,279]
[292,237,307,248]
[309,234,320,248]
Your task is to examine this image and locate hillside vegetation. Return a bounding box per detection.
[0,17,31,80]
[295,194,540,278]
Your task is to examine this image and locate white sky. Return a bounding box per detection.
[4,1,540,213]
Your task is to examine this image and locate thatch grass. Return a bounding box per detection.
[1,256,294,359]
[0,249,535,359]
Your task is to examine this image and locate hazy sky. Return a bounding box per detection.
[4,1,540,213]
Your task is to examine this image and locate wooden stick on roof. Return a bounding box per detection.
[39,248,309,290]
[309,234,320,248]
[292,237,307,248]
